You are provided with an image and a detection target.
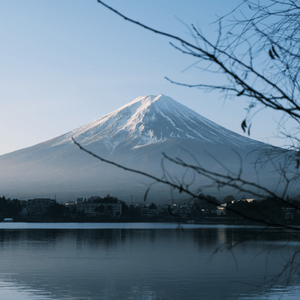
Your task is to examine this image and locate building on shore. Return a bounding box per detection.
[26,198,56,215]
[77,196,122,216]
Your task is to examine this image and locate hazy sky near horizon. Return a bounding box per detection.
[0,0,288,155]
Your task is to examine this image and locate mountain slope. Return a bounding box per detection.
[0,94,286,202]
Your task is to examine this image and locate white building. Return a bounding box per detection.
[77,197,122,216]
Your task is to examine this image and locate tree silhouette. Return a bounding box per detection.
[72,0,300,290]
[77,0,299,217]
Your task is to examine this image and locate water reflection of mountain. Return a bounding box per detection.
[0,227,299,300]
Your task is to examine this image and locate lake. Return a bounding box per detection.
[0,223,299,300]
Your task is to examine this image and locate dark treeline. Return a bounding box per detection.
[0,196,24,219]
[0,194,300,224]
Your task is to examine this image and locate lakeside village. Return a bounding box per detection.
[1,193,300,225]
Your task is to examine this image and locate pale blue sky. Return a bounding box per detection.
[0,0,285,155]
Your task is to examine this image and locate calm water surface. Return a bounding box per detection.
[0,223,299,300]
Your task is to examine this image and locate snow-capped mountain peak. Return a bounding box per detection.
[53,94,258,153]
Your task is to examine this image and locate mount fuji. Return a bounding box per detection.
[0,94,284,202]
